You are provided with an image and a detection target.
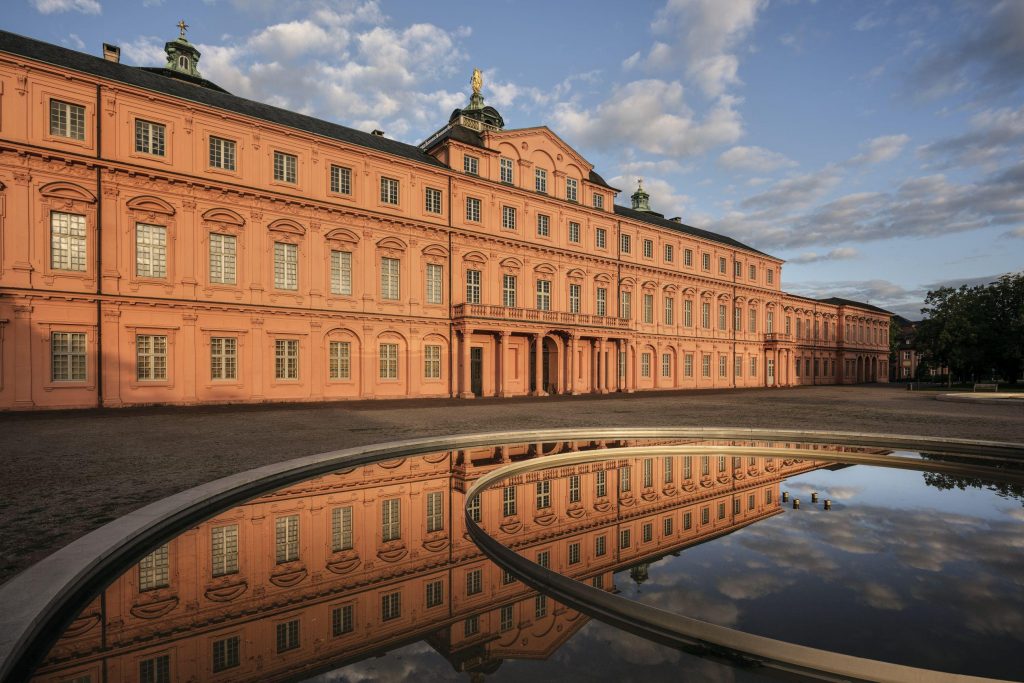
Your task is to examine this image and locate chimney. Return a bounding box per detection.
[371,129,385,137]
[670,216,682,222]
[102,43,121,63]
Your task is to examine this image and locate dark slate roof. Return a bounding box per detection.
[816,297,893,315]
[614,204,772,258]
[589,169,617,192]
[0,29,446,169]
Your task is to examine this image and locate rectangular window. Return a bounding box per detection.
[642,293,654,323]
[139,655,170,683]
[566,177,578,201]
[331,164,352,194]
[502,274,517,307]
[536,279,551,311]
[664,517,674,536]
[333,604,354,635]
[211,524,239,577]
[464,615,480,636]
[209,136,236,171]
[135,119,165,156]
[212,635,240,672]
[619,529,631,549]
[425,187,442,214]
[273,242,298,290]
[425,490,443,532]
[643,239,653,258]
[735,354,743,378]
[466,568,482,595]
[466,269,481,304]
[275,339,299,380]
[50,211,87,272]
[701,507,710,525]
[273,151,297,183]
[749,308,757,333]
[500,604,514,632]
[381,498,401,541]
[766,488,774,504]
[425,580,444,608]
[643,458,653,488]
[535,594,547,619]
[503,485,516,516]
[683,300,693,327]
[426,263,443,304]
[596,227,607,248]
[468,494,481,522]
[749,493,756,510]
[718,304,727,330]
[329,341,351,380]
[569,474,581,503]
[275,515,299,563]
[684,511,692,529]
[684,353,693,377]
[381,591,401,621]
[662,353,672,378]
[735,261,743,277]
[380,257,400,300]
[51,331,87,382]
[136,223,167,278]
[719,502,727,519]
[463,154,479,175]
[138,544,169,591]
[380,177,399,205]
[331,506,353,551]
[536,213,550,236]
[684,248,693,266]
[719,257,727,274]
[641,352,651,378]
[751,356,758,375]
[535,480,551,509]
[330,250,352,296]
[503,568,516,585]
[620,234,631,254]
[735,306,743,332]
[702,354,711,377]
[596,470,607,497]
[50,99,85,140]
[568,221,580,243]
[535,168,548,193]
[424,344,441,379]
[643,523,653,543]
[568,542,581,565]
[719,355,727,378]
[466,196,481,222]
[702,253,711,270]
[209,233,237,285]
[664,457,674,483]
[749,264,757,280]
[136,334,168,381]
[620,291,631,318]
[596,288,607,316]
[701,302,710,328]
[500,157,514,184]
[502,205,517,230]
[767,311,774,333]
[276,620,300,652]
[620,465,632,492]
[664,297,674,325]
[593,193,604,209]
[537,550,550,568]
[210,336,237,381]
[379,343,398,379]
[767,268,774,284]
[664,244,674,262]
[595,535,607,556]
[569,283,581,313]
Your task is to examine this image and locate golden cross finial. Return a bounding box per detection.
[177,20,189,39]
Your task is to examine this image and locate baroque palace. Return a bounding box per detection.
[0,27,890,410]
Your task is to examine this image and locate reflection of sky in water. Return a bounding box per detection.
[615,463,1024,680]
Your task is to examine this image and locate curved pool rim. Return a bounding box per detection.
[1,428,1022,682]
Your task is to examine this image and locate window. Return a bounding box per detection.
[210,524,239,578]
[685,353,693,377]
[136,334,168,381]
[380,257,400,300]
[379,343,398,379]
[330,164,352,195]
[767,268,774,284]
[51,332,86,382]
[463,154,479,175]
[749,308,758,333]
[50,211,87,272]
[536,480,551,509]
[464,615,480,637]
[664,457,674,483]
[380,177,399,205]
[664,517,674,536]
[210,337,237,381]
[665,244,674,262]
[382,498,401,541]
[381,591,401,621]
[535,168,548,193]
[466,568,482,595]
[595,534,607,557]
[273,151,297,183]
[620,465,632,492]
[643,459,653,487]
[568,542,581,564]
[642,293,654,323]
[536,213,550,236]
[502,205,517,230]
[719,502,727,519]
[702,354,711,377]
[643,523,653,543]
[719,257,727,274]
[135,119,165,156]
[767,489,774,505]
[701,507,710,525]
[503,485,516,516]
[209,136,236,171]
[535,594,548,618]
[735,306,742,332]
[662,353,671,378]
[643,239,654,258]
[276,620,300,653]
[329,341,351,380]
[275,339,299,380]
[500,605,514,631]
[684,248,693,266]
[330,250,352,296]
[424,344,441,379]
[49,99,85,140]
[735,354,743,378]
[684,300,693,327]
[569,474,581,503]
[209,233,237,285]
[139,655,170,683]
[467,494,481,522]
[333,604,354,635]
[500,157,514,183]
[273,242,298,290]
[701,302,710,328]
[620,234,631,254]
[568,221,580,243]
[275,515,299,563]
[684,511,693,530]
[503,568,517,584]
[566,177,578,201]
[425,187,442,214]
[751,356,758,375]
[767,311,774,333]
[537,550,550,568]
[502,274,517,307]
[719,355,727,378]
[735,261,743,277]
[138,544,168,591]
[619,529,631,549]
[536,279,551,310]
[569,283,581,313]
[425,263,443,304]
[596,469,607,497]
[465,269,481,304]
[466,196,481,222]
[702,253,711,270]
[136,223,167,278]
[332,506,353,551]
[620,291,631,318]
[593,193,604,209]
[596,287,607,316]
[212,635,240,672]
[426,491,443,532]
[665,297,674,325]
[749,264,757,280]
[596,227,607,248]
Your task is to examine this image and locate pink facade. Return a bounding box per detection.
[0,30,891,410]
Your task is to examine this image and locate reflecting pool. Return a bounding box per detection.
[25,438,1024,682]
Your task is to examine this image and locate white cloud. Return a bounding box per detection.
[919,105,1024,168]
[719,145,797,172]
[120,36,167,67]
[248,20,336,59]
[849,134,910,165]
[64,34,85,50]
[788,247,860,264]
[30,0,100,13]
[853,13,884,31]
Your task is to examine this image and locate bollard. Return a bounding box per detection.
[811,492,819,503]
[824,499,832,510]
[793,499,800,509]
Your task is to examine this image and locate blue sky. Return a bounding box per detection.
[6,0,1023,318]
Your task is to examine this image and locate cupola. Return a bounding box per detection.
[631,178,653,213]
[448,68,505,131]
[164,20,202,79]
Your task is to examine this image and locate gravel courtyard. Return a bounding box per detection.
[1,384,1021,585]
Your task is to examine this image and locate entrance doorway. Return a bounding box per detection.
[767,358,775,386]
[470,347,483,397]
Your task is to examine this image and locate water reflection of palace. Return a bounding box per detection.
[32,441,851,683]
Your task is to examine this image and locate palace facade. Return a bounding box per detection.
[0,29,891,410]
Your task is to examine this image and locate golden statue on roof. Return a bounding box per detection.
[471,68,483,96]
[177,20,189,39]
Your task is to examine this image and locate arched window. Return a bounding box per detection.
[178,55,190,71]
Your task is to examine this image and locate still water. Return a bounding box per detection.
[28,439,1024,682]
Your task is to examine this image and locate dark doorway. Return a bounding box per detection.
[470,347,483,397]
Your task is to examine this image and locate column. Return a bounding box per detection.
[100,306,122,407]
[460,328,473,399]
[182,313,197,403]
[599,338,609,393]
[617,339,627,392]
[592,339,600,393]
[496,331,508,398]
[567,335,577,395]
[533,333,546,396]
[626,343,635,392]
[12,304,33,408]
[776,349,782,387]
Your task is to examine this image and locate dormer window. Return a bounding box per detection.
[593,193,604,209]
[463,155,479,176]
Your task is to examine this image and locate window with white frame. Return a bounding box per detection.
[209,136,236,170]
[333,604,354,635]
[719,257,727,274]
[503,485,517,516]
[662,353,671,377]
[426,491,443,532]
[51,331,87,382]
[596,469,607,497]
[463,154,479,175]
[536,213,550,236]
[734,306,742,331]
[750,356,757,375]
[209,233,236,284]
[593,193,604,209]
[536,279,551,310]
[424,344,441,379]
[664,244,674,262]
[134,119,165,156]
[273,151,297,183]
[595,534,607,556]
[330,250,352,296]
[702,354,711,377]
[718,304,727,330]
[621,234,631,253]
[329,340,350,380]
[467,568,483,595]
[465,269,481,304]
[331,165,352,194]
[535,594,547,618]
[569,541,581,564]
[379,343,398,379]
[664,457,674,483]
[381,498,401,541]
[380,177,399,204]
[568,283,581,313]
[426,580,443,608]
[643,293,654,323]
[619,529,631,549]
[503,274,517,307]
[684,300,693,327]
[425,187,442,214]
[136,223,167,278]
[500,157,514,184]
[749,264,757,280]
[641,352,651,377]
[596,287,607,316]
[620,291,632,318]
[381,591,401,621]
[767,268,774,284]
[596,227,607,248]
[684,248,693,266]
[701,302,710,328]
[749,308,757,332]
[210,336,237,380]
[567,221,580,243]
[502,205,517,230]
[685,353,693,377]
[273,242,298,290]
[767,311,774,333]
[719,355,727,377]
[569,474,581,503]
[275,339,299,380]
[702,253,711,270]
[665,297,674,325]
[466,196,481,222]
[735,354,743,377]
[734,261,743,277]
[535,168,547,193]
[426,263,443,304]
[49,99,85,140]
[50,211,87,272]
[136,334,168,381]
[643,239,653,258]
[380,257,400,300]
[275,515,300,564]
[212,635,240,672]
[467,495,481,522]
[536,480,551,508]
[566,177,578,202]
[211,524,238,577]
[138,544,169,591]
